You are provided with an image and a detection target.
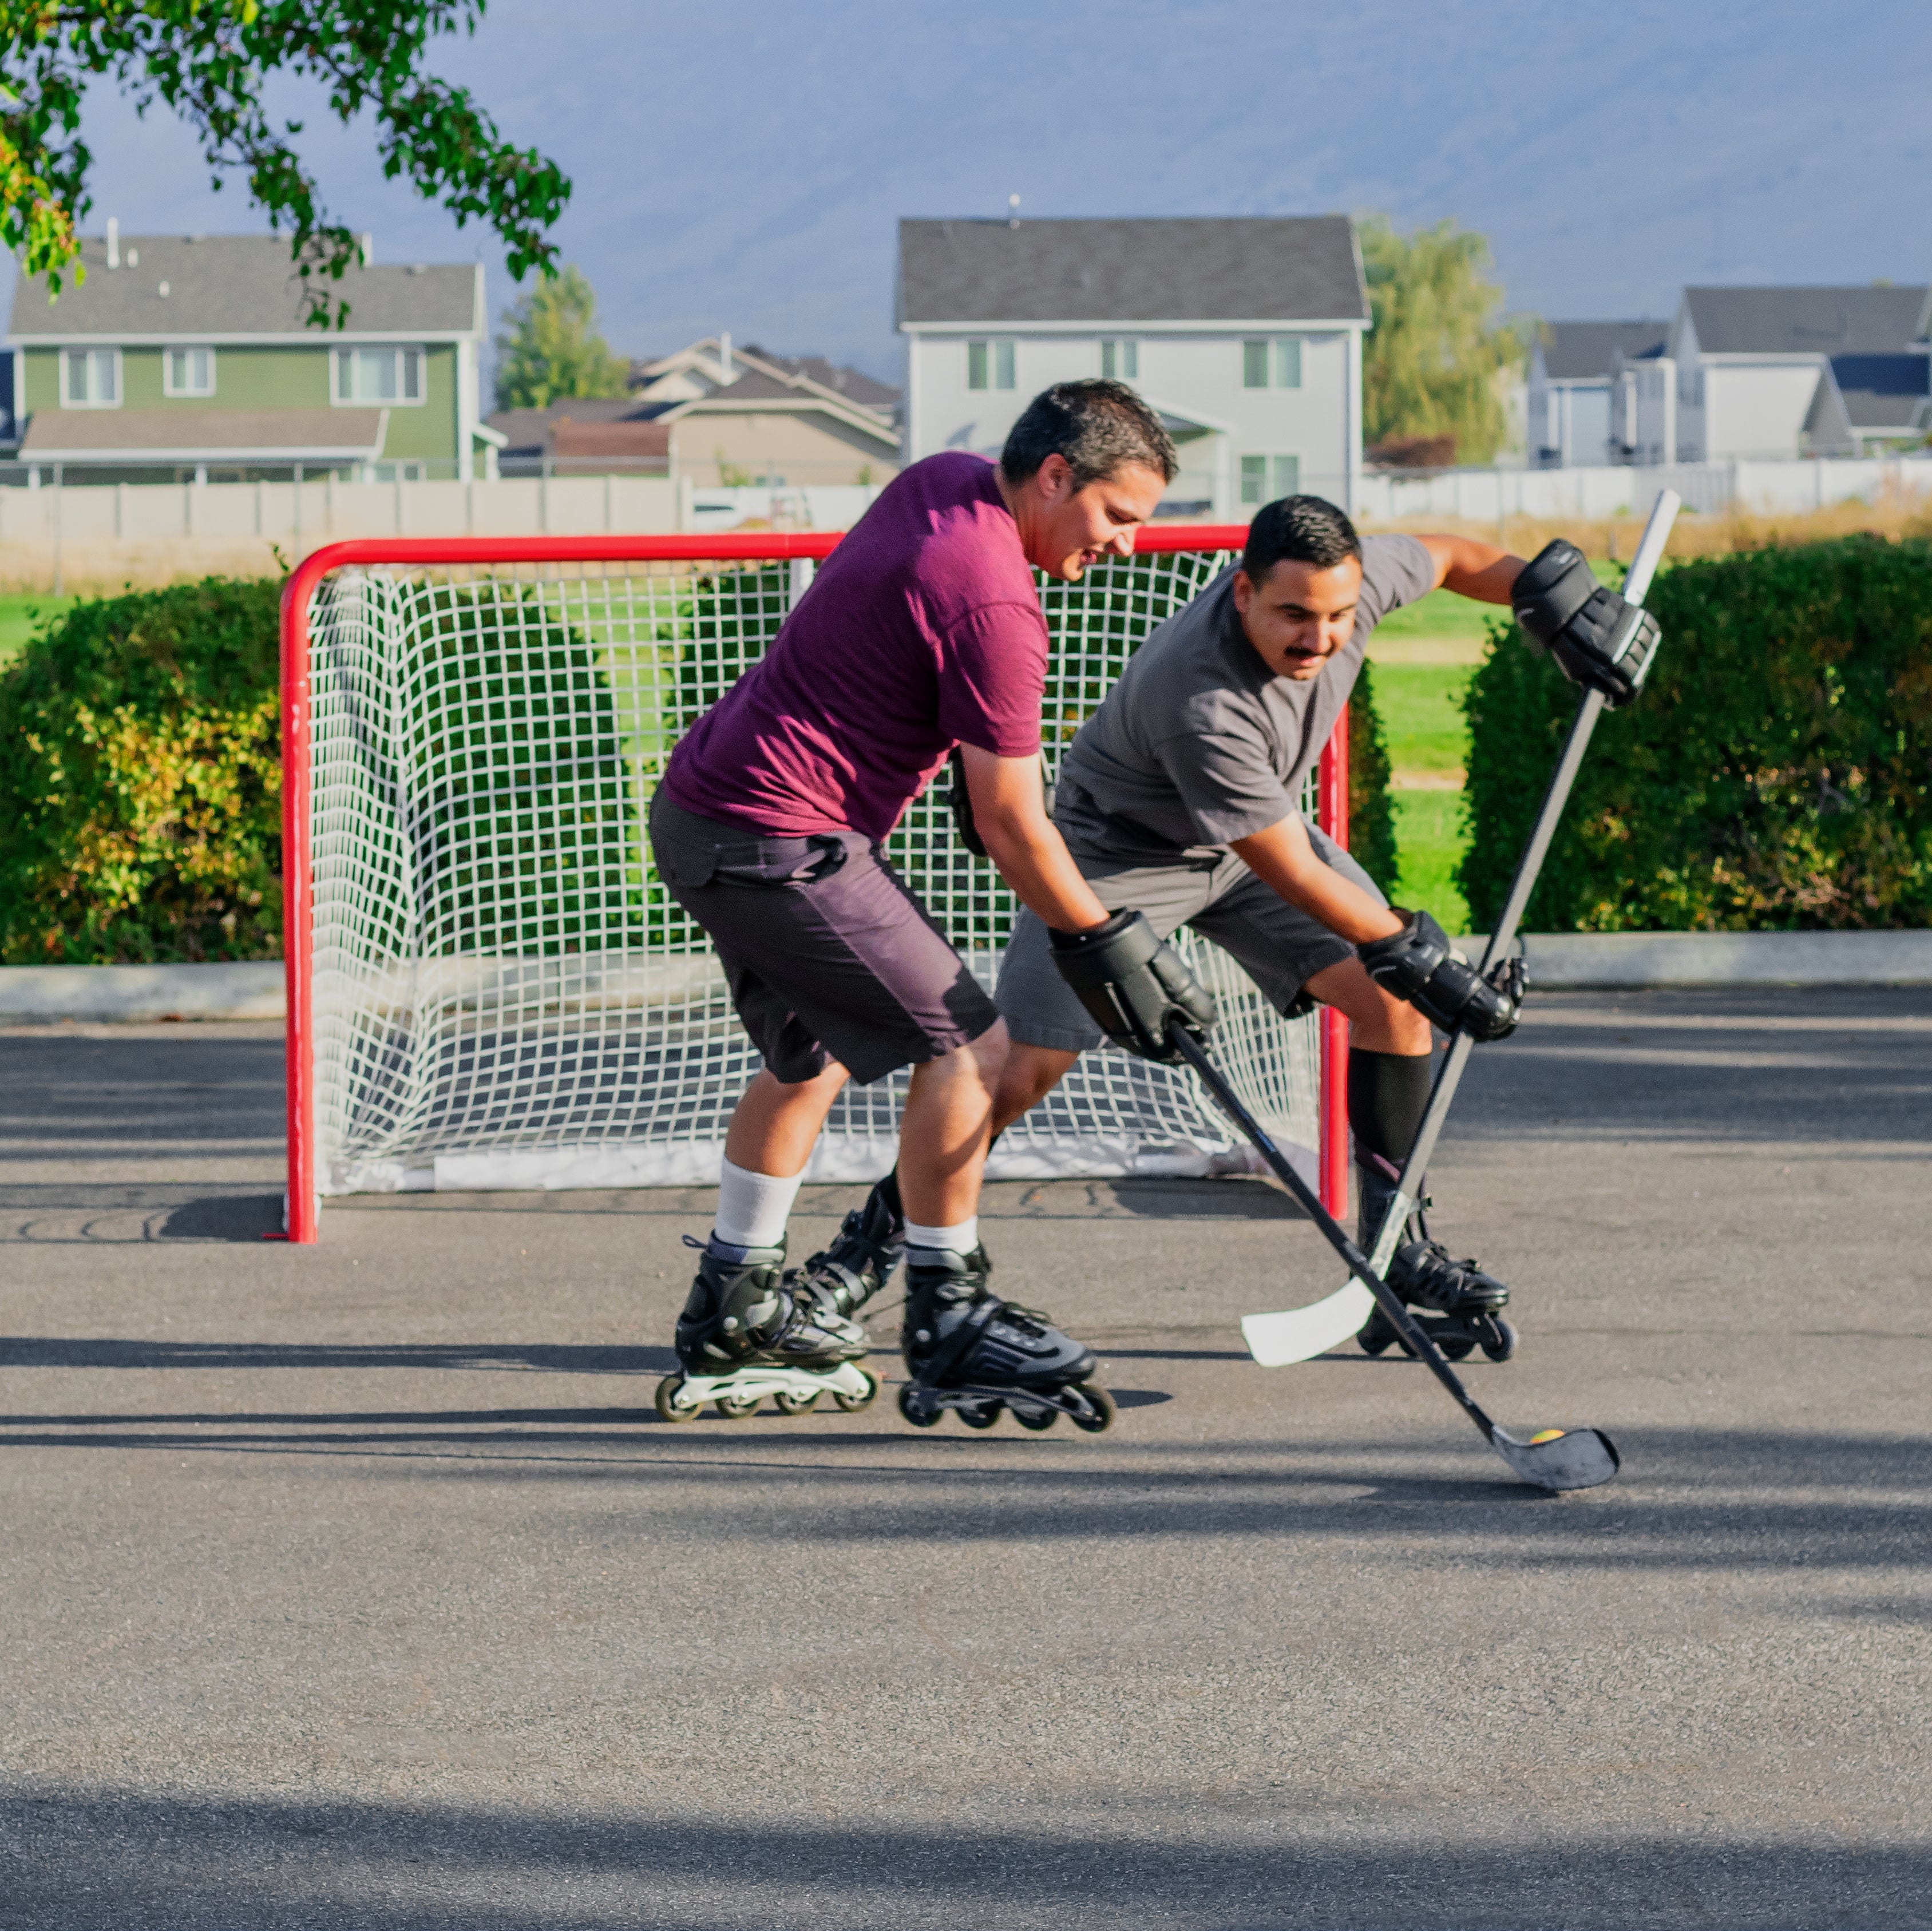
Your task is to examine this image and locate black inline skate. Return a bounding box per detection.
[897,1245,1114,1433]
[1355,1157,1517,1363]
[655,1239,881,1422]
[787,1173,905,1337]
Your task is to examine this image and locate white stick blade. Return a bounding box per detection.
[1490,1426,1621,1492]
[1241,1279,1375,1367]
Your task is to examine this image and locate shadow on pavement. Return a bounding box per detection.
[2,1785,1926,1930]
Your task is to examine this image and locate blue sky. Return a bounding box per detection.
[10,0,1930,383]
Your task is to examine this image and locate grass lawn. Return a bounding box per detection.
[0,593,78,667]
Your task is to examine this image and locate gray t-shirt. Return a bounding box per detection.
[1054,534,1435,866]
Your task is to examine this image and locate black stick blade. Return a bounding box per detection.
[1490,1426,1621,1492]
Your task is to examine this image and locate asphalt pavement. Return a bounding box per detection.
[1,989,1927,1929]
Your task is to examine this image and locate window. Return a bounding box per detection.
[334,345,425,405]
[164,347,215,397]
[1240,454,1301,506]
[61,347,121,408]
[1100,338,1138,380]
[967,339,1015,391]
[1242,338,1304,388]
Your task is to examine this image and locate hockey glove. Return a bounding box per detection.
[1512,539,1662,708]
[1358,909,1522,1041]
[943,747,988,858]
[1050,909,1218,1061]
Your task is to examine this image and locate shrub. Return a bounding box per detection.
[1458,536,1932,931]
[0,580,283,962]
[1347,658,1398,891]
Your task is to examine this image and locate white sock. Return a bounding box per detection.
[904,1217,978,1259]
[712,1158,803,1252]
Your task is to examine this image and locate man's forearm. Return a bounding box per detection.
[979,812,1109,932]
[1230,819,1403,945]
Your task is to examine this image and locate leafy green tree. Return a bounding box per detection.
[0,2,570,323]
[1359,216,1531,465]
[492,265,630,410]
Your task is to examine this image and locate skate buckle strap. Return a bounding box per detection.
[919,1292,1004,1382]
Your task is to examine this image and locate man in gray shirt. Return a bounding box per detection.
[993,494,1534,1348]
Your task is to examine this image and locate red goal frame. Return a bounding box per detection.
[279,527,1351,1242]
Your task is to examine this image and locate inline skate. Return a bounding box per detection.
[655,1239,881,1421]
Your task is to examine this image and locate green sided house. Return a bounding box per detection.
[6,230,494,482]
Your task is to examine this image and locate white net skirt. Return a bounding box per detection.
[307,553,1325,1197]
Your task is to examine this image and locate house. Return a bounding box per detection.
[1800,351,1930,456]
[1613,285,1929,465]
[1527,322,1667,467]
[484,338,901,486]
[487,398,671,476]
[6,229,495,482]
[896,216,1371,517]
[632,338,901,486]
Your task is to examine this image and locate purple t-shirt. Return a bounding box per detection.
[662,453,1048,840]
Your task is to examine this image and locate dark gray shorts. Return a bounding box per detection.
[649,792,1000,1086]
[996,823,1381,1053]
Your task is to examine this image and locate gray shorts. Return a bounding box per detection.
[996,823,1381,1053]
[649,791,1000,1086]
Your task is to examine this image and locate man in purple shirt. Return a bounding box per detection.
[648,382,1210,1430]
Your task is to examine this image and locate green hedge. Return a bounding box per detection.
[0,581,284,962]
[0,568,1399,965]
[1347,658,1398,892]
[1459,536,1932,931]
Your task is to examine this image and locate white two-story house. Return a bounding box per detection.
[896,216,1370,517]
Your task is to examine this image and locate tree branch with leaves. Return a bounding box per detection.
[0,1,570,324]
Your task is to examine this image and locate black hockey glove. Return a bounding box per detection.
[1512,539,1662,709]
[943,746,987,858]
[1358,909,1522,1041]
[1050,909,1218,1062]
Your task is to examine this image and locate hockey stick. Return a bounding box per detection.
[1240,488,1683,1368]
[1169,1020,1618,1490]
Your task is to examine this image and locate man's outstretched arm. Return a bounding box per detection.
[1414,534,1526,605]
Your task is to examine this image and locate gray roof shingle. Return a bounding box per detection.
[19,406,387,456]
[1824,352,1929,429]
[898,217,1368,326]
[1683,286,1928,357]
[1539,320,1668,380]
[9,235,479,339]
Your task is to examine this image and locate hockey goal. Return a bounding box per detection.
[280,528,1353,1242]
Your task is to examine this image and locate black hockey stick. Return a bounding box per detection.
[1241,488,1683,1366]
[1169,1019,1619,1492]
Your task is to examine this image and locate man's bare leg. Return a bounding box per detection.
[723,1061,850,1179]
[898,1021,1008,1228]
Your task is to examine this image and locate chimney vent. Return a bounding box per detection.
[106,218,119,269]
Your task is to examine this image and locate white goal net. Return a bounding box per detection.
[291,537,1333,1206]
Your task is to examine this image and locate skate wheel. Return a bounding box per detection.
[897,1382,942,1428]
[956,1399,1000,1430]
[1438,1333,1476,1363]
[1067,1383,1115,1434]
[1011,1403,1057,1432]
[715,1391,761,1419]
[774,1388,820,1415]
[1358,1328,1392,1357]
[654,1374,702,1424]
[833,1369,880,1413]
[1481,1317,1518,1363]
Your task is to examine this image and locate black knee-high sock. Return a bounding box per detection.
[1348,1049,1434,1246]
[1347,1049,1433,1170]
